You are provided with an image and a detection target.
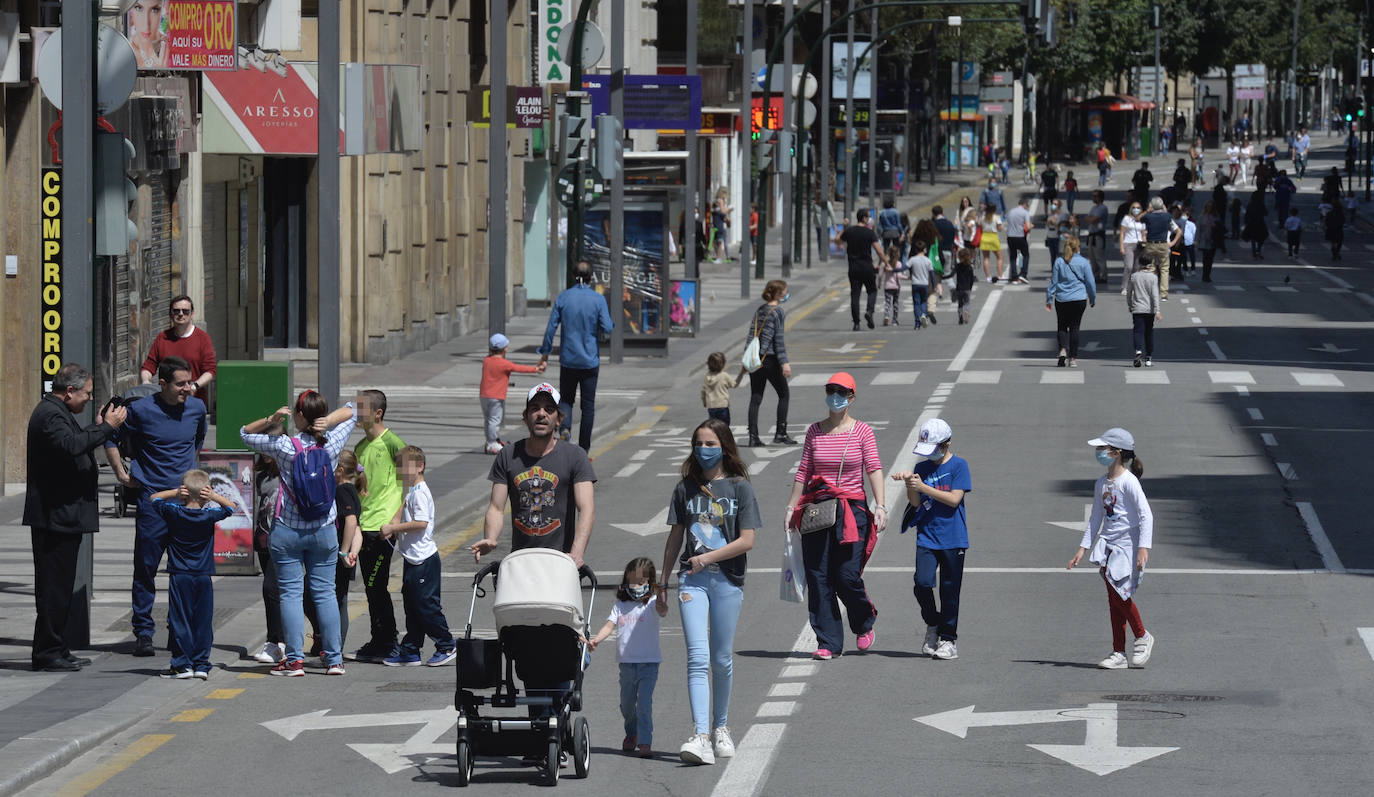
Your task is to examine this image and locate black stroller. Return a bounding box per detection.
[109,383,159,518]
[455,548,597,786]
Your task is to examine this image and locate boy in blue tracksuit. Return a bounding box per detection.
[149,470,235,679]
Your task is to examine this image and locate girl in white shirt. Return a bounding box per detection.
[589,557,666,757]
[1239,140,1254,185]
[1117,201,1145,294]
[1226,143,1241,184]
[1066,428,1155,670]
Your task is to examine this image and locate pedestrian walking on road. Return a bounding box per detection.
[953,248,977,325]
[1086,190,1110,284]
[1243,190,1268,259]
[1127,255,1162,368]
[882,244,905,326]
[1284,208,1303,257]
[838,211,888,330]
[588,557,665,759]
[538,261,615,452]
[812,194,836,261]
[785,372,886,661]
[1273,170,1296,220]
[1006,196,1032,284]
[906,240,935,329]
[978,205,1005,283]
[480,333,545,454]
[1063,171,1079,214]
[105,356,207,657]
[380,446,457,668]
[1198,200,1219,282]
[659,418,758,765]
[348,390,406,664]
[1140,198,1181,300]
[743,280,794,447]
[932,206,958,303]
[240,392,358,676]
[1045,199,1064,270]
[979,178,1006,217]
[701,352,743,426]
[1117,199,1144,293]
[25,364,127,672]
[893,418,971,661]
[1325,201,1346,260]
[1067,428,1155,670]
[1045,235,1097,367]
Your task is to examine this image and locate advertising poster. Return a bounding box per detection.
[126,0,237,71]
[669,279,698,337]
[830,41,873,100]
[199,451,257,575]
[582,203,667,338]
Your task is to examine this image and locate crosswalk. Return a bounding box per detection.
[778,368,1351,389]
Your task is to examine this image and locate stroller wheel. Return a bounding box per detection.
[455,740,473,787]
[545,738,560,785]
[572,716,590,778]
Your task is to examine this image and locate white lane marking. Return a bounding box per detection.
[778,664,817,678]
[1206,341,1227,360]
[631,449,652,462]
[789,373,832,386]
[1301,262,1355,289]
[1215,285,1245,291]
[1277,462,1298,480]
[1209,370,1254,383]
[1124,370,1170,384]
[957,370,1002,384]
[1267,286,1299,293]
[1233,385,1250,396]
[1179,297,1190,304]
[1247,408,1264,421]
[1296,501,1344,573]
[1041,371,1085,384]
[872,371,920,385]
[709,723,788,797]
[748,460,770,476]
[615,463,644,478]
[1321,287,1348,293]
[755,702,797,718]
[1186,307,1198,314]
[768,682,806,698]
[1261,433,1278,446]
[1358,628,1374,661]
[1293,372,1344,387]
[1198,327,1209,335]
[949,289,1004,371]
[1190,317,1202,324]
[1358,293,1374,308]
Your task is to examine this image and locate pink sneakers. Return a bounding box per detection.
[812,648,834,661]
[856,629,876,651]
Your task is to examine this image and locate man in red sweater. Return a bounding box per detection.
[140,295,217,401]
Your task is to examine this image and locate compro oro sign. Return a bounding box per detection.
[40,168,62,393]
[125,0,237,71]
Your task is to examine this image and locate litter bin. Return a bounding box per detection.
[1139,128,1154,158]
[214,361,294,451]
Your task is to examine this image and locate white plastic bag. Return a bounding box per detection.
[742,337,763,372]
[779,529,806,603]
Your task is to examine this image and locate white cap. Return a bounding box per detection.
[489,333,510,350]
[526,382,561,407]
[913,418,953,457]
[1088,428,1135,451]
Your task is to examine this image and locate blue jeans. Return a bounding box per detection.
[619,662,659,745]
[679,569,743,734]
[558,365,600,451]
[801,502,876,654]
[398,553,454,655]
[167,572,212,672]
[706,407,731,425]
[914,546,966,641]
[132,490,170,638]
[271,521,342,665]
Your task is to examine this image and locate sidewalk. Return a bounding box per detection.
[0,168,982,795]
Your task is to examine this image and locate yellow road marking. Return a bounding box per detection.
[237,672,267,679]
[170,709,214,722]
[205,688,243,700]
[54,733,174,797]
[786,287,843,327]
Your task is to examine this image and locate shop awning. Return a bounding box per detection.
[1070,94,1157,111]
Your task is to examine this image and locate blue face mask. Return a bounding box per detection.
[694,445,723,469]
[826,393,851,413]
[627,583,651,600]
[782,292,790,303]
[1096,450,1115,467]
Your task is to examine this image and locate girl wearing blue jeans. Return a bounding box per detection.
[659,418,759,766]
[589,557,665,758]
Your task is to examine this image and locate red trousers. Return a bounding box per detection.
[1102,568,1145,652]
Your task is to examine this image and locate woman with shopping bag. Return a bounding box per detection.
[742,280,792,448]
[783,372,886,660]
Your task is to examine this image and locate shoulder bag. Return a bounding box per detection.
[741,307,772,373]
[798,428,854,534]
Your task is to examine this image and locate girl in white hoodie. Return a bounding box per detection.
[1066,428,1155,670]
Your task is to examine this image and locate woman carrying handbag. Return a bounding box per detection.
[742,280,793,448]
[784,372,886,660]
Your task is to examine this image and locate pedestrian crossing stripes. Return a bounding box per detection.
[956,370,1002,384]
[1125,370,1171,384]
[1267,286,1299,293]
[1293,372,1345,387]
[1040,371,1084,384]
[871,371,920,385]
[1209,370,1256,384]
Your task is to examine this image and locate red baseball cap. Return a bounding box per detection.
[826,372,857,392]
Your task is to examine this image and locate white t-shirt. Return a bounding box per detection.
[606,599,662,663]
[1226,145,1240,165]
[1080,470,1153,598]
[1119,217,1144,245]
[397,481,437,564]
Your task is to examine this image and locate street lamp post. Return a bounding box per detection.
[951,16,962,171]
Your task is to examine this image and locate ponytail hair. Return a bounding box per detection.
[336,449,367,496]
[295,389,329,446]
[1119,449,1144,479]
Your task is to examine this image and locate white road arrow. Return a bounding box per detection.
[823,342,864,354]
[1079,341,1114,353]
[1028,703,1179,776]
[1047,504,1092,532]
[349,711,460,774]
[1309,343,1356,354]
[916,705,1080,739]
[261,707,456,742]
[611,506,670,537]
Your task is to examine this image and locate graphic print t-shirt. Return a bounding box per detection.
[489,439,597,553]
[905,455,972,550]
[667,477,761,586]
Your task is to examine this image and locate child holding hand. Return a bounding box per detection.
[589,557,666,758]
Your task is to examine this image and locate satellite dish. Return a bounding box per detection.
[557,21,605,71]
[36,25,138,115]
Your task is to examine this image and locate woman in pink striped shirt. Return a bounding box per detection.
[784,372,886,660]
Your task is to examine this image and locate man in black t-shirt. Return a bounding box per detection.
[838,209,890,330]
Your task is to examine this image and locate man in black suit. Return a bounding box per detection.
[25,363,127,672]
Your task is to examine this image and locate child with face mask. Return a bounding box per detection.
[1066,428,1155,670]
[589,557,666,758]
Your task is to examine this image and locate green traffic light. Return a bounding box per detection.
[1347,113,1355,122]
[1360,109,1367,117]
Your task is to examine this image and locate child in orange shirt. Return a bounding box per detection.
[480,334,545,454]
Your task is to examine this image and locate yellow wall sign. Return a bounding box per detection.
[40,168,62,391]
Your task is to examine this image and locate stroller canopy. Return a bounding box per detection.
[493,548,586,631]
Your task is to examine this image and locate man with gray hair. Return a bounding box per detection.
[1139,197,1181,301]
[25,363,127,671]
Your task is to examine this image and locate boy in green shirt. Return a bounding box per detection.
[348,390,408,663]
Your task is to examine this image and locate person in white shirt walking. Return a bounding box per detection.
[1066,428,1155,670]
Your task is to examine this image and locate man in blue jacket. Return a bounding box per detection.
[537,261,614,451]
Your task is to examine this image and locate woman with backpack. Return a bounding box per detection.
[743,280,793,448]
[241,391,357,676]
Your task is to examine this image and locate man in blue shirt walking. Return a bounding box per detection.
[537,261,614,451]
[104,356,207,657]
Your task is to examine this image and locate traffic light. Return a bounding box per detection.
[1148,2,1161,29]
[94,130,137,257]
[1023,0,1042,34]
[777,131,793,174]
[560,113,589,162]
[1038,6,1058,46]
[754,130,775,170]
[594,114,623,181]
[1358,95,1367,120]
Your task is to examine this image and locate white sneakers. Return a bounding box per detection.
[1098,652,1129,669]
[712,726,735,759]
[932,640,958,660]
[253,642,285,664]
[921,627,939,657]
[1131,631,1155,666]
[679,733,715,765]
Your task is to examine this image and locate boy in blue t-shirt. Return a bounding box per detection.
[149,470,235,679]
[893,418,972,661]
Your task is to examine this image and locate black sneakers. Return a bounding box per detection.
[132,636,155,657]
